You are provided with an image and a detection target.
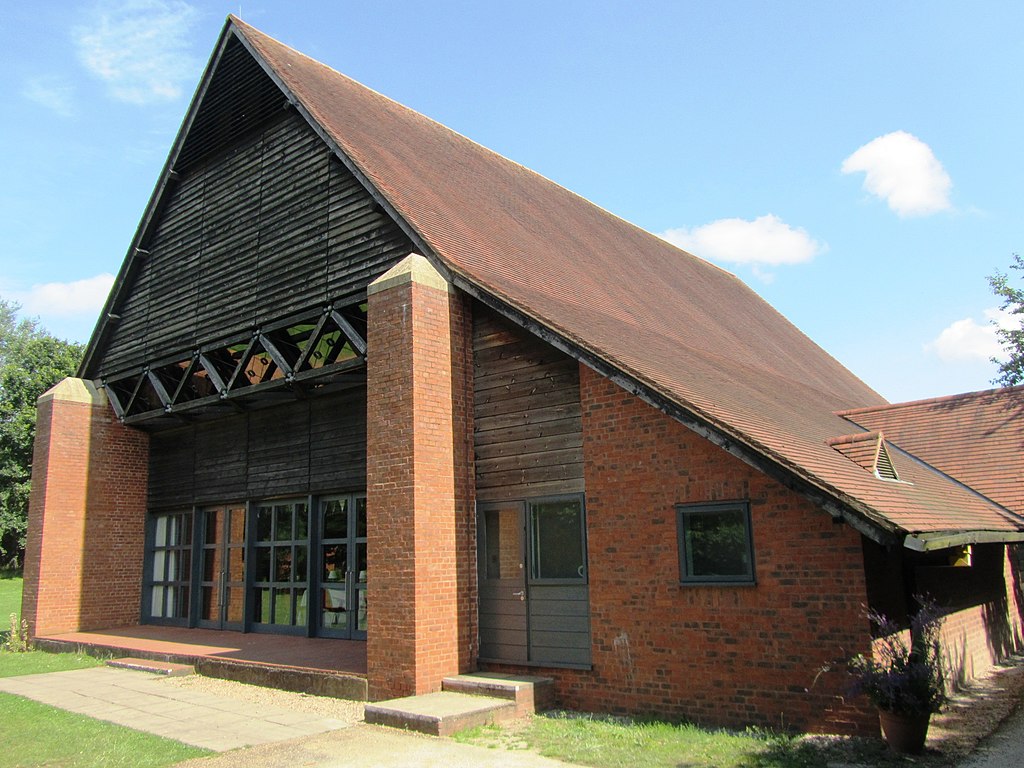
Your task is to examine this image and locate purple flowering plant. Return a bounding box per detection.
[847,598,947,715]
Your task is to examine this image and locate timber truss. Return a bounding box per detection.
[102,299,368,428]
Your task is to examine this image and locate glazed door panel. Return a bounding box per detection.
[317,495,367,639]
[478,501,528,662]
[198,505,246,630]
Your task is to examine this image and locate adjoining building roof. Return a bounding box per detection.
[83,17,1024,549]
[840,386,1024,517]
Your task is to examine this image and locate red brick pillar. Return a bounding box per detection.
[22,378,149,637]
[366,254,472,699]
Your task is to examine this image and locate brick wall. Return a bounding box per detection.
[922,544,1024,688]
[22,378,149,637]
[449,290,478,673]
[365,255,475,699]
[864,537,1024,692]
[532,367,877,733]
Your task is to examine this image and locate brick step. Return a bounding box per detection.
[441,672,554,717]
[365,691,516,736]
[106,657,194,676]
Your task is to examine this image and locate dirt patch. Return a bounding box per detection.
[925,653,1024,763]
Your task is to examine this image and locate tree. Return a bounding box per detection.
[988,254,1024,386]
[0,299,84,567]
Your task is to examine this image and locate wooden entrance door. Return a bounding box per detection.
[478,501,528,662]
[198,505,246,630]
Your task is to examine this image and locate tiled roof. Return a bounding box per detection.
[839,386,1024,516]
[230,19,1023,546]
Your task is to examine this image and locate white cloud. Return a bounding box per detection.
[15,274,116,318]
[925,308,1015,362]
[74,0,202,105]
[23,76,75,117]
[841,131,952,217]
[660,214,826,268]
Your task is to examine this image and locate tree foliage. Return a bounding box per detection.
[0,299,84,567]
[988,254,1024,386]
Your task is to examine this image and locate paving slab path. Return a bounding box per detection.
[0,666,353,752]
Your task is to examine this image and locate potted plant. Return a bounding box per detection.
[846,598,947,754]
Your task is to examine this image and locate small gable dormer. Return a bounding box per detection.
[827,431,902,482]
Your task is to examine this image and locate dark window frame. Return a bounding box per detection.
[676,500,755,585]
[142,509,195,625]
[527,494,588,585]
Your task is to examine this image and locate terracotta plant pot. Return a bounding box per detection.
[878,709,931,754]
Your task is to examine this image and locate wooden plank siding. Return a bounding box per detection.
[473,310,591,666]
[473,305,585,503]
[97,110,413,379]
[147,387,366,509]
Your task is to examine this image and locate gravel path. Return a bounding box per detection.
[159,673,366,724]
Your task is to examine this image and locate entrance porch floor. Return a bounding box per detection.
[35,625,368,699]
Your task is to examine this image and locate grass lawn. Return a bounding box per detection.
[0,694,209,768]
[0,570,22,623]
[0,648,102,677]
[455,712,913,768]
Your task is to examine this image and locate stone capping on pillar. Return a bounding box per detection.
[368,253,453,296]
[37,377,107,407]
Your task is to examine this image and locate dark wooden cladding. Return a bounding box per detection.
[97,108,412,378]
[148,387,366,509]
[473,304,584,502]
[175,34,286,174]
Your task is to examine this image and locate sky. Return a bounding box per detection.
[1,0,1022,404]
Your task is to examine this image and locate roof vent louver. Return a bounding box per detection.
[826,431,902,483]
[874,441,900,482]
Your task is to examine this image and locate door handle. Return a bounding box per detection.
[512,590,526,601]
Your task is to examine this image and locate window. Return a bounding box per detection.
[676,501,754,584]
[146,511,193,621]
[529,497,587,582]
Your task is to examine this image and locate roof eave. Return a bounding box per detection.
[904,530,1024,552]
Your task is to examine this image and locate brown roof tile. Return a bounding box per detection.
[230,19,1024,544]
[839,386,1024,515]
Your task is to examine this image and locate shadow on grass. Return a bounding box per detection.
[747,734,935,768]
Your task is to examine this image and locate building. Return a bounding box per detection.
[22,16,1024,733]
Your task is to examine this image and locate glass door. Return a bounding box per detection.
[250,499,310,634]
[198,505,246,630]
[317,495,367,639]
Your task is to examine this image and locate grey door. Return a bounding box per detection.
[478,496,591,666]
[478,501,528,662]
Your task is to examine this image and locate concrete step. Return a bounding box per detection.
[442,672,554,717]
[106,657,194,676]
[365,691,517,737]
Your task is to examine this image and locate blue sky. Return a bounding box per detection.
[1,1,1021,403]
